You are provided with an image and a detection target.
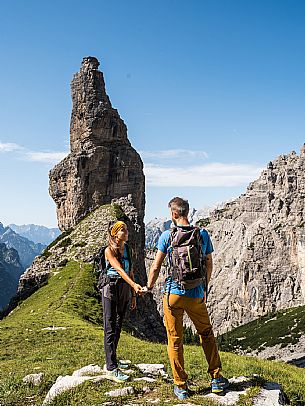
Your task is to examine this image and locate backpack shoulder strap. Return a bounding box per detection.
[125,243,132,269]
[94,246,107,273]
[169,226,178,246]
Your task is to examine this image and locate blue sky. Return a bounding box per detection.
[0,0,304,227]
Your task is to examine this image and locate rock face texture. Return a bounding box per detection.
[49,56,145,234]
[206,147,305,334]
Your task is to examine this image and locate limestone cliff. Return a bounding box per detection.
[206,146,305,334]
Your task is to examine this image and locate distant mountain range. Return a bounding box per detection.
[0,223,46,269]
[0,222,60,311]
[9,224,60,245]
[0,243,23,311]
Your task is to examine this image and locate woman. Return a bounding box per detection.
[101,220,143,383]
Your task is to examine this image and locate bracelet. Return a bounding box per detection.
[146,285,153,292]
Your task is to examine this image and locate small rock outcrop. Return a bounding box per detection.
[206,146,305,334]
[49,56,145,234]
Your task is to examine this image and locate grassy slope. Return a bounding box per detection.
[218,306,305,353]
[0,262,305,405]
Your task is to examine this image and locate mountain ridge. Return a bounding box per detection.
[9,223,60,245]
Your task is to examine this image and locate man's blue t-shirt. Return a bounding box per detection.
[157,226,214,298]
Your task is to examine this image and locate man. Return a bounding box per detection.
[143,197,229,400]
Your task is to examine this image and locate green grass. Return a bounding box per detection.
[218,306,305,353]
[1,262,305,405]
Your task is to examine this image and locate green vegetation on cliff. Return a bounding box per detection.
[218,306,305,353]
[0,261,305,405]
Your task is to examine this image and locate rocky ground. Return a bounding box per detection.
[21,363,286,406]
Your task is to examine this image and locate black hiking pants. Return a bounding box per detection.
[101,278,130,371]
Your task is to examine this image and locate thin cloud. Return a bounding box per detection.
[0,140,67,165]
[0,142,24,152]
[24,151,67,164]
[140,149,209,160]
[144,162,263,187]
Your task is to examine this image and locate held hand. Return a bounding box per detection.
[133,283,143,294]
[130,296,137,310]
[141,286,149,295]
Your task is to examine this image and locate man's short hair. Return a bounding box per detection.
[168,197,189,217]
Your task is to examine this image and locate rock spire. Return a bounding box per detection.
[49,56,145,232]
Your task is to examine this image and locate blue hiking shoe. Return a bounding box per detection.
[104,367,129,383]
[211,376,229,394]
[118,360,130,369]
[174,384,189,400]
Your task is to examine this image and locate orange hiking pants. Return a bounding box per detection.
[163,294,221,386]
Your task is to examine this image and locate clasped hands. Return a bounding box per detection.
[133,283,151,296]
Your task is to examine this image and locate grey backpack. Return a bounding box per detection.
[168,226,206,290]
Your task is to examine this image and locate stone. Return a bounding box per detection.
[146,399,160,404]
[72,364,103,376]
[135,363,168,377]
[134,377,157,382]
[175,404,198,406]
[252,382,286,405]
[205,391,247,405]
[22,373,43,385]
[105,386,135,397]
[42,375,97,404]
[41,326,66,331]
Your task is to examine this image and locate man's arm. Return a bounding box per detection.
[205,253,213,285]
[146,250,166,290]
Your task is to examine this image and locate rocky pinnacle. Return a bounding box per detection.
[49,56,145,232]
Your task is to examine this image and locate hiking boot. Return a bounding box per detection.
[173,384,189,400]
[105,368,129,383]
[211,376,229,394]
[118,360,130,369]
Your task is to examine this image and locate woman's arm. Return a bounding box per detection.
[105,247,142,293]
